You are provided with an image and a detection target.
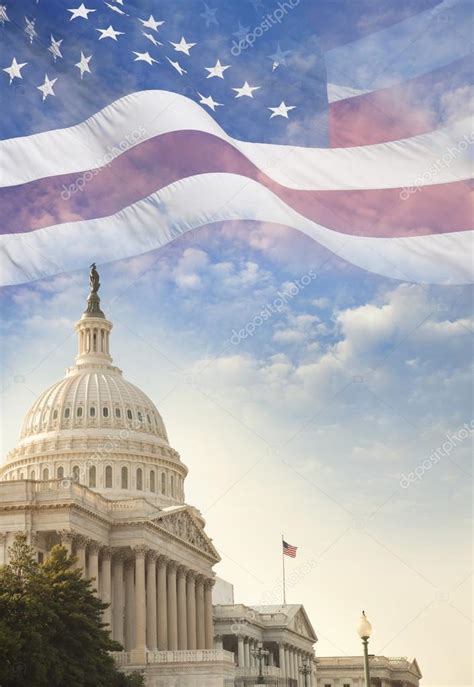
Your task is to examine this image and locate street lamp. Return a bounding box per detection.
[299,657,312,687]
[357,611,372,687]
[251,642,269,684]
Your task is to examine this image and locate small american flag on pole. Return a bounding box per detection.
[283,540,297,558]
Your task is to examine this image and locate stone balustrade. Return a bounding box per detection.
[110,649,235,666]
[236,665,281,677]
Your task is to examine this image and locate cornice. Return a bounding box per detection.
[1,451,188,477]
[112,518,220,564]
[0,502,112,527]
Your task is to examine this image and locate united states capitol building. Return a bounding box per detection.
[0,271,422,687]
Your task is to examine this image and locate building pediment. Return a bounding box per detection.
[290,607,317,641]
[410,658,423,679]
[153,508,220,563]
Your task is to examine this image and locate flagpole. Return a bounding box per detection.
[282,534,286,605]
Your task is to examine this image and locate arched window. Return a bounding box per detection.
[170,474,175,498]
[53,409,58,420]
[30,470,36,480]
[57,466,64,480]
[150,470,155,493]
[102,406,109,418]
[42,467,49,480]
[105,466,113,488]
[136,468,143,490]
[127,409,133,420]
[64,408,70,419]
[115,408,121,418]
[76,406,83,417]
[89,406,96,417]
[161,472,166,495]
[19,471,24,480]
[72,465,80,482]
[137,411,143,422]
[93,332,97,351]
[121,466,128,489]
[89,465,96,488]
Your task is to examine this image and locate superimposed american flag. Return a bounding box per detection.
[0,0,472,286]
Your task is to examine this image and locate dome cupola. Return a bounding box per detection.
[0,265,187,505]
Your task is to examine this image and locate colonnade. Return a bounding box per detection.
[232,634,313,686]
[61,531,215,653]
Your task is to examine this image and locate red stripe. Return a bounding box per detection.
[1,130,470,239]
[329,57,473,147]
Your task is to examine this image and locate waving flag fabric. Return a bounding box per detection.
[283,540,297,558]
[0,0,472,286]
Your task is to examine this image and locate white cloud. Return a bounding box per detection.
[188,283,473,441]
[173,247,210,289]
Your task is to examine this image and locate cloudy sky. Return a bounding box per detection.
[1,222,472,685]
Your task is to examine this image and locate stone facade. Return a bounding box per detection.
[0,285,232,686]
[0,279,422,687]
[214,603,317,686]
[316,656,422,687]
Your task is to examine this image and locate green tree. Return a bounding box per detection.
[0,533,144,687]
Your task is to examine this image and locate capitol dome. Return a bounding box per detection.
[0,270,187,504]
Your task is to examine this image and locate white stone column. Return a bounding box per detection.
[167,562,178,650]
[285,646,290,678]
[195,575,205,650]
[74,534,87,575]
[0,533,7,566]
[204,578,214,649]
[244,637,250,668]
[124,558,135,651]
[112,551,125,645]
[87,540,100,595]
[250,640,256,667]
[132,545,147,660]
[146,551,158,651]
[186,570,197,650]
[279,643,286,676]
[237,635,245,667]
[58,528,74,556]
[177,566,187,650]
[101,547,112,629]
[309,656,315,687]
[157,556,168,651]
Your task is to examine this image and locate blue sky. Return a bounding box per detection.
[1,0,473,683]
[1,223,472,684]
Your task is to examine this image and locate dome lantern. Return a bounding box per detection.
[75,263,113,367]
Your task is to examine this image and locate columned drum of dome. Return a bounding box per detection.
[0,268,188,505]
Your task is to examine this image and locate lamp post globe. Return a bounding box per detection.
[357,611,372,687]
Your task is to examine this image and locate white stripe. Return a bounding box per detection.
[1,173,471,286]
[326,0,472,94]
[327,83,372,103]
[0,90,472,191]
